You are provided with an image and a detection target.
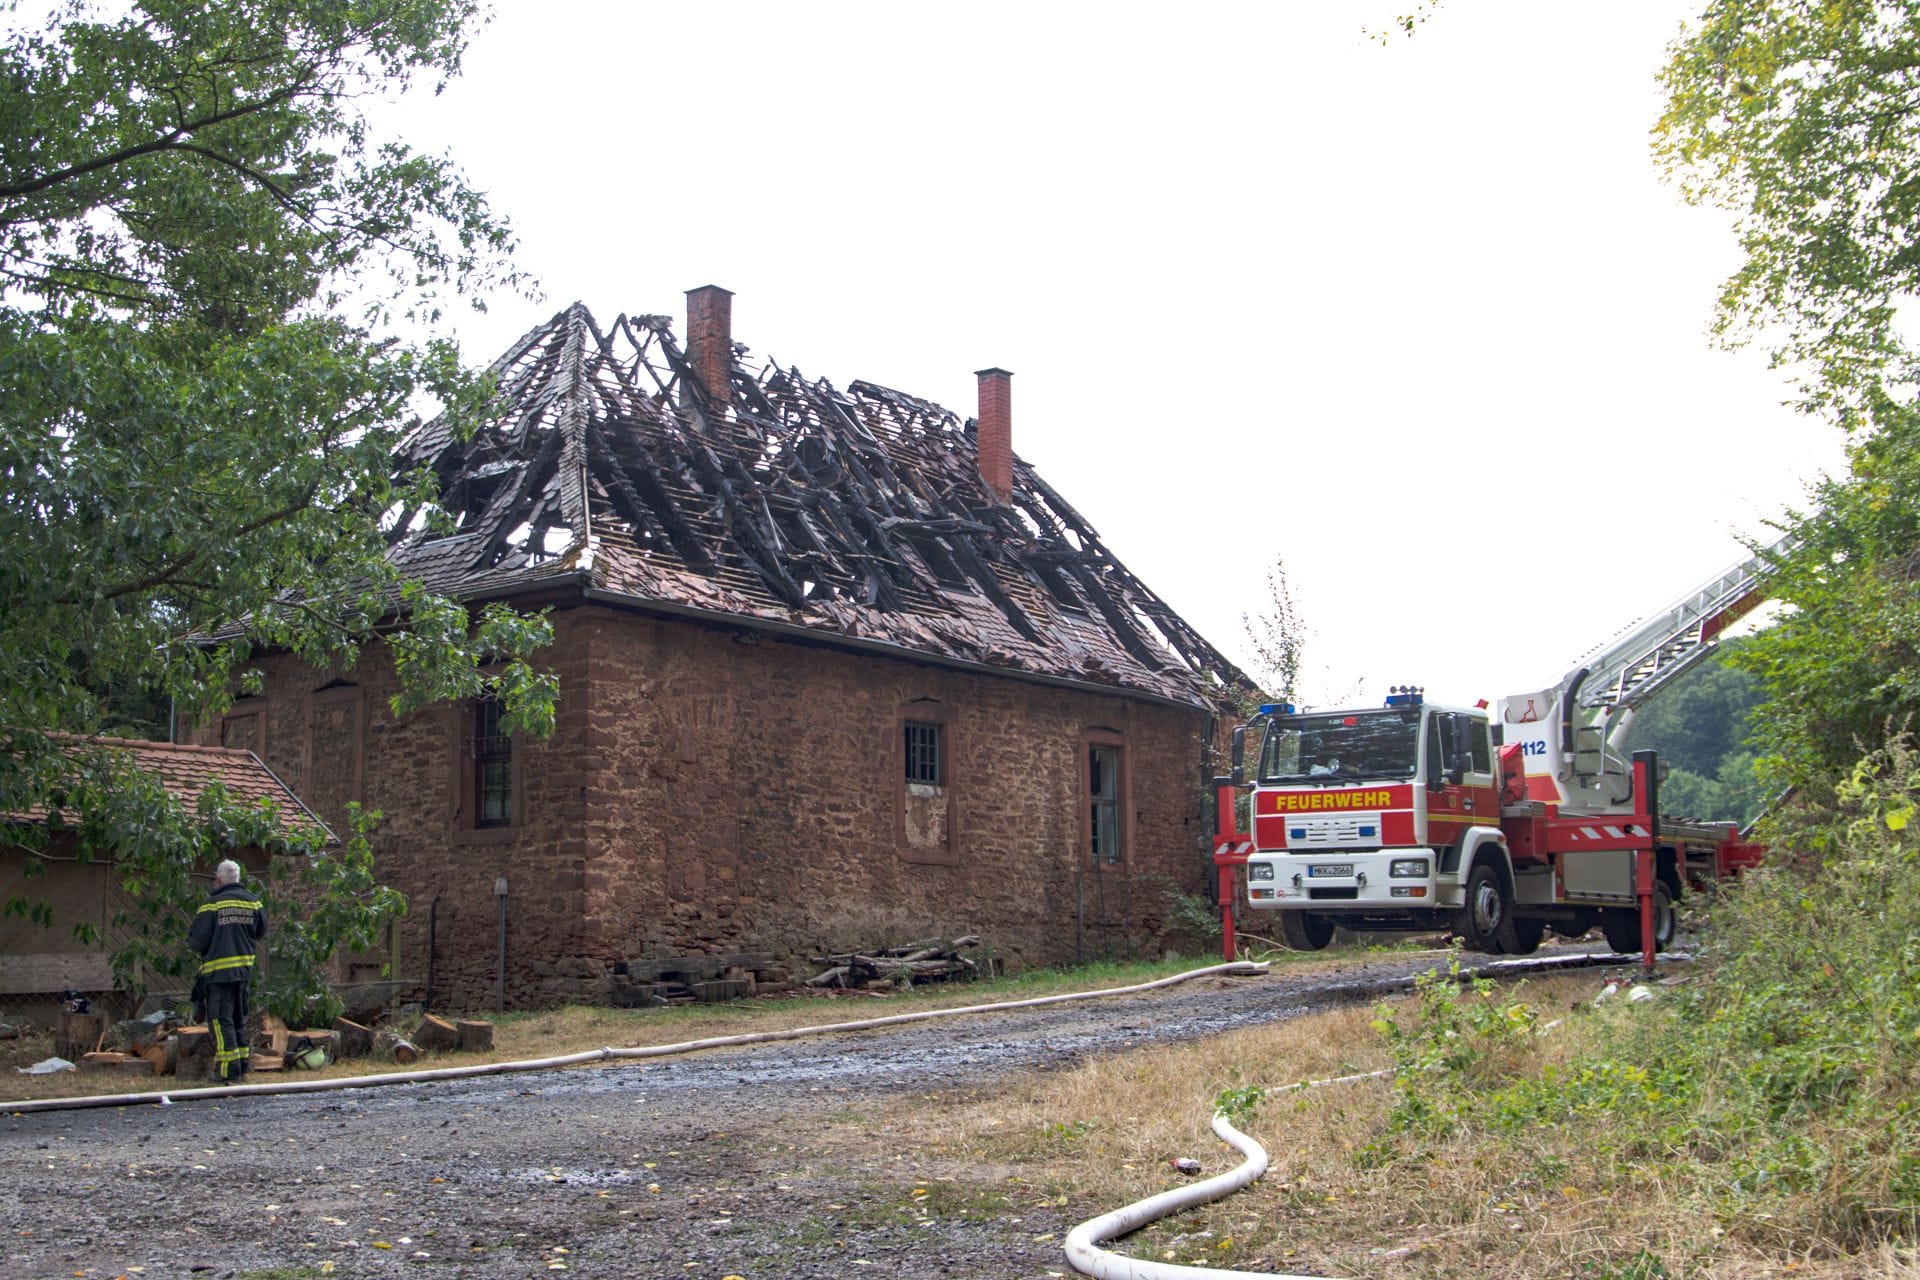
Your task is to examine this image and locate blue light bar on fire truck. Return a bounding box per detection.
[1257,703,1296,716]
[1384,685,1424,708]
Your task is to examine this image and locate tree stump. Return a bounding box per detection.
[55,1010,104,1062]
[175,1027,213,1081]
[331,1017,374,1059]
[413,1014,461,1053]
[455,1019,493,1053]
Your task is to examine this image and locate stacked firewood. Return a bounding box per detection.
[806,934,981,988]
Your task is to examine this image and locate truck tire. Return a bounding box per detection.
[1459,861,1515,954]
[1600,883,1674,954]
[1505,915,1546,956]
[1279,911,1336,951]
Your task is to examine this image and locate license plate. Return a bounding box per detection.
[1309,864,1353,878]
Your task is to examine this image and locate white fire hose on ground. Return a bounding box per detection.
[1062,1066,1394,1280]
[4,960,1270,1114]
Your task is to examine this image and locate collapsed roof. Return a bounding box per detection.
[390,296,1248,710]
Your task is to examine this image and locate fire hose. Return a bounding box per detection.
[5,960,1270,1114]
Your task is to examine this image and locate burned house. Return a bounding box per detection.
[191,289,1250,1007]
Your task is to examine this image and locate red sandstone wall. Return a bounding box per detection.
[209,603,1215,1008]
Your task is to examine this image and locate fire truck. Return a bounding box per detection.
[1216,542,1779,960]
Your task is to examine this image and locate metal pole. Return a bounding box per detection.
[493,876,508,1013]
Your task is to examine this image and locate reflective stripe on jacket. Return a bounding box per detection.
[188,882,267,983]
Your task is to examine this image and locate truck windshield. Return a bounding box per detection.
[1258,709,1420,783]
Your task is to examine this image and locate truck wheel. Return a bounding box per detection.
[1279,911,1336,951]
[1506,915,1546,956]
[1459,862,1513,954]
[1600,884,1674,954]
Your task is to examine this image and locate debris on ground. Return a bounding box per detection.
[16,1056,74,1075]
[610,953,790,1007]
[806,935,982,989]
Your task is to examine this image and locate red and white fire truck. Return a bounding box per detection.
[1214,543,1779,962]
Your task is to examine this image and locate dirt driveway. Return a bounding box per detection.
[0,948,1616,1280]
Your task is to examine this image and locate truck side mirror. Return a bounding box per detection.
[1230,726,1246,788]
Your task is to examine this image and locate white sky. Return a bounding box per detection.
[386,0,1849,709]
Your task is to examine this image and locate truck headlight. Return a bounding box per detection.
[1247,862,1275,881]
[1389,858,1429,878]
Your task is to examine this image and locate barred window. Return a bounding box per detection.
[473,698,513,827]
[904,721,942,786]
[1089,744,1122,864]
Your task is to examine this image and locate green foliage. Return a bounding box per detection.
[1162,887,1224,944]
[1369,960,1539,1139]
[1626,649,1767,823]
[0,0,556,754]
[1213,1083,1265,1122]
[1625,650,1760,776]
[0,1,556,999]
[1401,739,1920,1244]
[1658,5,1920,793]
[1658,2,1920,437]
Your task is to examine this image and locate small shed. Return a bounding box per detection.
[0,737,330,1008]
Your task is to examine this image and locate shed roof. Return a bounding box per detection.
[390,302,1250,710]
[6,736,336,845]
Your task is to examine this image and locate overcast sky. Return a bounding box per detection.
[386,1,1848,709]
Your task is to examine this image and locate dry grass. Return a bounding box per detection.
[877,973,1902,1279]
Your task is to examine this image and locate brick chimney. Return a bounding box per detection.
[975,367,1013,504]
[685,284,734,413]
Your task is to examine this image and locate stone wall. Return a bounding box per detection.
[205,602,1217,1009]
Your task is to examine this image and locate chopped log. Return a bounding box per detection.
[805,965,850,989]
[806,934,982,989]
[455,1019,493,1053]
[80,1050,135,1070]
[114,1017,176,1052]
[55,1010,104,1063]
[331,1017,374,1059]
[375,1030,418,1065]
[138,1041,173,1075]
[250,1010,289,1056]
[175,1027,213,1081]
[251,1053,284,1072]
[414,1014,461,1052]
[115,1057,155,1077]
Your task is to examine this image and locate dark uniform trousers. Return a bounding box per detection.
[204,980,251,1080]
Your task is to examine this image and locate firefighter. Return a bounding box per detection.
[188,859,267,1081]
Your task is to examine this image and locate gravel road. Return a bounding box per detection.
[0,948,1622,1280]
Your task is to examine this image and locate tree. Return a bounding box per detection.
[1657,1,1920,438]
[1658,4,1920,790]
[0,1,555,1001]
[1240,554,1307,706]
[1624,646,1768,824]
